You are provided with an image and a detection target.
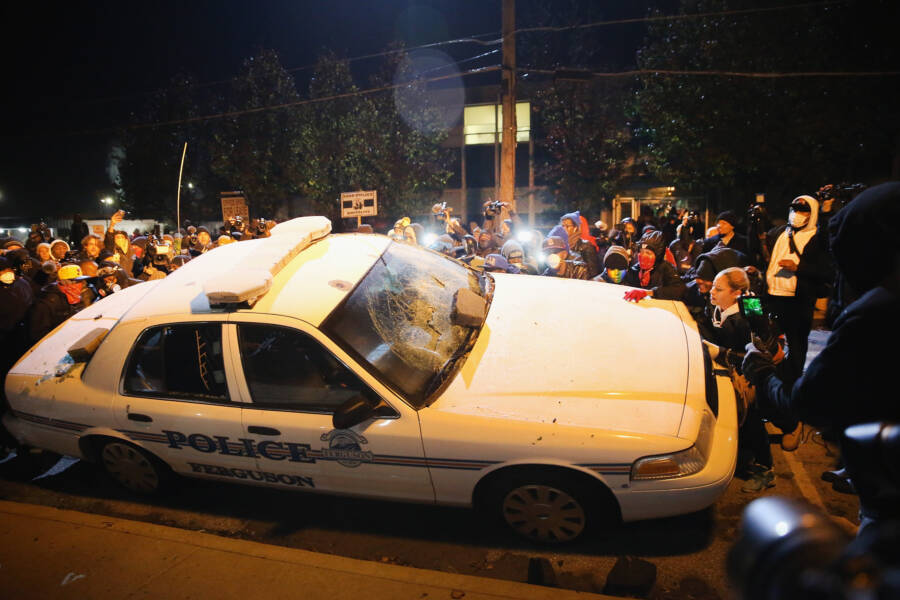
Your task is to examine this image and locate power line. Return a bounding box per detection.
[512,1,847,35]
[521,67,900,79]
[67,65,501,136]
[73,1,843,108]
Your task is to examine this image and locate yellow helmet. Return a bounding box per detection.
[57,264,84,280]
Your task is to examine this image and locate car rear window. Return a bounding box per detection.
[123,324,229,403]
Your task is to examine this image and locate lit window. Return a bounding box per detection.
[463,102,530,145]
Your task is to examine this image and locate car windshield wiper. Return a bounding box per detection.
[422,325,477,403]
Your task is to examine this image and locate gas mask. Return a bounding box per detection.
[606,268,625,284]
[788,210,810,229]
[0,271,15,285]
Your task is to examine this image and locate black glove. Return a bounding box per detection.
[741,342,776,388]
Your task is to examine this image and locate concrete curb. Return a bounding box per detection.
[0,500,614,599]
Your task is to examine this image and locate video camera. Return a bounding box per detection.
[147,236,173,266]
[432,202,450,222]
[728,422,900,600]
[816,183,867,211]
[484,200,505,219]
[256,218,268,235]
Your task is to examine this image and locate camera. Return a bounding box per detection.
[728,422,900,600]
[484,200,504,218]
[256,218,268,235]
[816,183,866,212]
[431,202,449,222]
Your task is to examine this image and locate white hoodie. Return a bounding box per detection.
[766,195,819,297]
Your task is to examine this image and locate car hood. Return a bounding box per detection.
[430,274,690,438]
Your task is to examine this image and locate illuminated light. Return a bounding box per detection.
[422,233,437,247]
[187,182,194,189]
[517,230,532,242]
[774,521,790,536]
[18,227,27,233]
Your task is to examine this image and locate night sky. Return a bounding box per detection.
[0,1,657,219]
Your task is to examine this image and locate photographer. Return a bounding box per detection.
[670,211,704,276]
[743,182,900,529]
[431,202,467,241]
[609,217,639,260]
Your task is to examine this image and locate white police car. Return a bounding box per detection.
[3,217,737,543]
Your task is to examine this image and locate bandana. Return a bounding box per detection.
[638,253,655,287]
[59,281,84,305]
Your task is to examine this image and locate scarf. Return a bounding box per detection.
[60,281,84,305]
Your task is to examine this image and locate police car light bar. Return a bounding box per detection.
[203,217,332,306]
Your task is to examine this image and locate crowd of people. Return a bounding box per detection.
[0,211,277,444]
[386,192,858,494]
[1,184,893,510]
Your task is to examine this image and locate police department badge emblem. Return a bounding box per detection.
[320,429,374,468]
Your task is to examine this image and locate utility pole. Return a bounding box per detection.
[500,0,517,212]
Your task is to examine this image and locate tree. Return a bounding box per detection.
[209,49,304,218]
[634,0,900,212]
[118,73,212,221]
[297,48,454,222]
[534,79,632,214]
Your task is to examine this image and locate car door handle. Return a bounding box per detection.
[127,413,153,423]
[248,426,280,436]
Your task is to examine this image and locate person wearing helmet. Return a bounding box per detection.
[761,195,830,380]
[541,235,588,280]
[28,263,93,344]
[483,253,520,274]
[623,230,686,302]
[593,246,630,285]
[500,239,536,275]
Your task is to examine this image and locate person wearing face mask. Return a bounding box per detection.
[500,239,537,275]
[540,236,589,280]
[609,217,639,260]
[622,230,686,302]
[593,246,629,285]
[27,263,93,345]
[763,195,830,380]
[1,256,35,446]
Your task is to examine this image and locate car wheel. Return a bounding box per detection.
[492,472,594,544]
[99,440,167,494]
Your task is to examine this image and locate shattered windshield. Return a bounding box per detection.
[323,242,486,408]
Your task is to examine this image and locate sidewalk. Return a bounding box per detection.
[0,500,612,599]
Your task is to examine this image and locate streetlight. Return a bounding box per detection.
[101,196,114,205]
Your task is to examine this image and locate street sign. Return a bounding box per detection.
[340,190,378,218]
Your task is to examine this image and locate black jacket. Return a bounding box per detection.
[702,232,749,255]
[27,284,90,344]
[571,238,601,279]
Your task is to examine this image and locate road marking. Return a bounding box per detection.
[777,445,825,510]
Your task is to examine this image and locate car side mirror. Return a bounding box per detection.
[451,287,486,327]
[332,395,377,430]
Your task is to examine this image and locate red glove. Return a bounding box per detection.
[623,289,650,303]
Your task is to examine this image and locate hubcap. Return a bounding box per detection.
[502,484,586,543]
[101,443,159,493]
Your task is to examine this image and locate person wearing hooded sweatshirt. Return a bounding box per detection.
[27,263,93,345]
[609,217,639,261]
[50,239,70,262]
[560,211,601,279]
[763,195,830,380]
[623,230,686,301]
[593,245,629,285]
[743,182,900,532]
[500,239,538,275]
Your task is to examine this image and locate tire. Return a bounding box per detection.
[99,440,168,494]
[489,470,599,544]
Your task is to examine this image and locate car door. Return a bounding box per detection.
[113,320,252,476]
[228,316,435,502]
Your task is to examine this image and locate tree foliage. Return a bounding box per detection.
[534,80,632,214]
[634,0,900,210]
